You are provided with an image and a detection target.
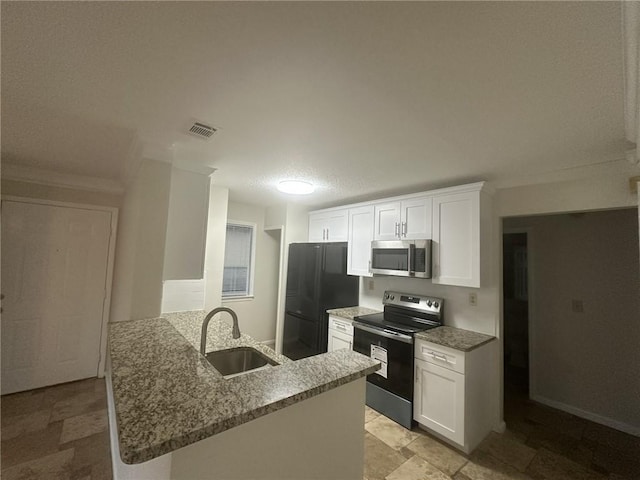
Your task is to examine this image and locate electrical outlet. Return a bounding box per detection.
[469,292,477,306]
[368,279,375,291]
[572,299,584,313]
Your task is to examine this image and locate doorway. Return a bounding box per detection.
[502,232,530,394]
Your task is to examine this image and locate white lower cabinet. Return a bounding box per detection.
[414,358,465,446]
[414,338,496,453]
[327,316,354,352]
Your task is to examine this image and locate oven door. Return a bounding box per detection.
[352,322,414,401]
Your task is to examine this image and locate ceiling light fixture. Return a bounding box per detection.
[277,180,315,195]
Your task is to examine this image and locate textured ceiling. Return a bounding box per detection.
[1,2,627,208]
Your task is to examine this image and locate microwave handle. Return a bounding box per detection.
[408,243,415,275]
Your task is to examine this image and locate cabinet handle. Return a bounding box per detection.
[336,323,347,331]
[323,228,326,241]
[430,352,448,363]
[326,228,329,241]
[402,222,407,237]
[368,260,371,273]
[395,222,400,237]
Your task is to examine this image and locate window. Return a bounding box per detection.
[222,222,256,298]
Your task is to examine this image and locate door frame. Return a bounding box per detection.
[1,195,119,379]
[502,227,536,398]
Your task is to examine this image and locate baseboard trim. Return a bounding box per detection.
[493,420,507,433]
[530,394,640,437]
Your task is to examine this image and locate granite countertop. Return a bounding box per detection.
[416,326,495,352]
[108,310,379,464]
[326,306,381,320]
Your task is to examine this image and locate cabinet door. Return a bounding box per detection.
[374,202,401,240]
[308,213,327,242]
[347,205,374,276]
[414,358,465,446]
[401,197,432,239]
[326,210,348,242]
[327,329,353,352]
[431,192,480,287]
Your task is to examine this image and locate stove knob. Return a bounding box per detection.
[427,300,432,307]
[390,295,395,300]
[433,302,439,308]
[384,293,389,300]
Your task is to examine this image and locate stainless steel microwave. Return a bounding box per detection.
[370,240,432,278]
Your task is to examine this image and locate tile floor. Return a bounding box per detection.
[2,378,639,480]
[364,387,640,480]
[1,377,112,480]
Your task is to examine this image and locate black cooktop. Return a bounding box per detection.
[354,312,441,335]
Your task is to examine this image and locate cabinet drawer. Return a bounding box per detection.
[329,316,354,336]
[415,339,465,374]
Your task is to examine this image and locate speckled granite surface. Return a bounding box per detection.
[108,310,379,464]
[416,326,495,352]
[326,306,381,320]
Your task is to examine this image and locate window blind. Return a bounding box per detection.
[222,223,254,296]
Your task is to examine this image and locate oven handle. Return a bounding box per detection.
[353,322,414,344]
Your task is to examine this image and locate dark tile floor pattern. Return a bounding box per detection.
[364,386,640,480]
[1,378,639,479]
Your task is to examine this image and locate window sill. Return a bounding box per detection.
[222,295,255,303]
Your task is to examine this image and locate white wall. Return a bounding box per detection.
[221,201,280,343]
[163,167,210,280]
[359,277,498,336]
[497,167,638,218]
[203,185,229,311]
[110,159,172,322]
[504,209,640,434]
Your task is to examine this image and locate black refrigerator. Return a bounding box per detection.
[283,242,359,360]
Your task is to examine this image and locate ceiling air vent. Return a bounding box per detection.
[187,121,216,139]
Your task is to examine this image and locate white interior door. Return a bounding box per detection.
[1,200,113,394]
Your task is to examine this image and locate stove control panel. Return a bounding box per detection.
[383,290,444,315]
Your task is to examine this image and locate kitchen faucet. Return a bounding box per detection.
[200,307,241,355]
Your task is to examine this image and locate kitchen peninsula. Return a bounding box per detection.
[107,311,379,480]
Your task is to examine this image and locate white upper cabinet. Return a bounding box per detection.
[308,182,490,283]
[374,197,432,241]
[402,197,433,239]
[373,202,402,240]
[347,205,374,277]
[308,209,348,242]
[431,188,484,287]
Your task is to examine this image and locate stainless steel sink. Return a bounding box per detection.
[204,347,278,378]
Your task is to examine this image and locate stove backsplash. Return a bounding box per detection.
[358,276,495,336]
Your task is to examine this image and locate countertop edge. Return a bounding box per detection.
[415,326,496,352]
[326,306,381,321]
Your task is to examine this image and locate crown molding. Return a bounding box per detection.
[1,163,125,195]
[493,156,638,190]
